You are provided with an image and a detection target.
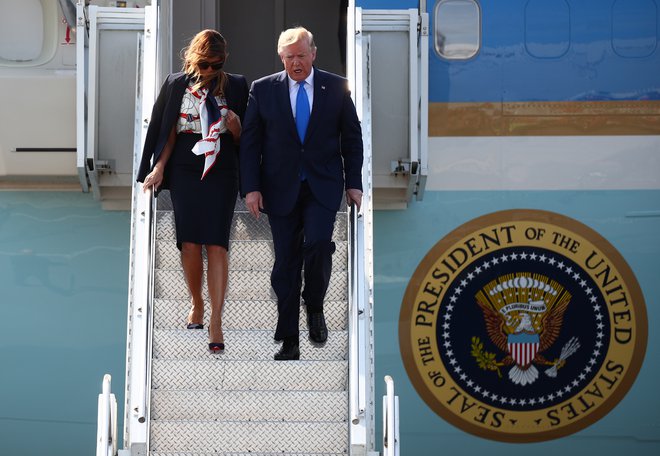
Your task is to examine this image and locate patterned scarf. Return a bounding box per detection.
[191,81,226,179]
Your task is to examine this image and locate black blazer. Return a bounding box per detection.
[239,68,363,216]
[136,72,249,187]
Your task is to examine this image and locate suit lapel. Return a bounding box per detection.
[224,75,234,110]
[305,67,326,142]
[164,74,189,129]
[274,71,298,139]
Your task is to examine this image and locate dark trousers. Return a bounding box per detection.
[268,182,337,341]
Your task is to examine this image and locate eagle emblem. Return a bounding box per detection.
[473,273,580,385]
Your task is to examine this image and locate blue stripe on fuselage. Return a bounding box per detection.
[354,0,660,103]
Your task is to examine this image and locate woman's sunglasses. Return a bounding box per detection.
[198,61,224,70]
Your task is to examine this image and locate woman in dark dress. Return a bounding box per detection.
[137,29,248,352]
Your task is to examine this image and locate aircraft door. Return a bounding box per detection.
[353,7,428,210]
[169,0,345,86]
[76,5,146,209]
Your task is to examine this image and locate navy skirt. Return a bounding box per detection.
[167,132,238,250]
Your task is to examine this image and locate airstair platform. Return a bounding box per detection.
[147,191,350,455]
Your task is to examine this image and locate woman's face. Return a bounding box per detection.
[197,55,224,75]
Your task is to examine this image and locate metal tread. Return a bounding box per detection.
[150,390,348,421]
[154,269,348,301]
[151,359,347,391]
[156,210,348,242]
[152,329,347,361]
[156,190,348,214]
[155,238,349,271]
[149,420,348,453]
[153,299,348,330]
[151,453,347,456]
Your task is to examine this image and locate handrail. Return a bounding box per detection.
[96,374,117,456]
[141,188,157,425]
[124,183,156,447]
[348,8,375,452]
[383,375,399,456]
[146,189,157,423]
[348,204,363,426]
[123,5,158,452]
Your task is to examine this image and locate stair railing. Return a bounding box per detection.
[123,182,157,454]
[96,374,118,456]
[348,88,375,452]
[383,375,400,456]
[349,203,366,420]
[122,5,158,454]
[348,10,376,451]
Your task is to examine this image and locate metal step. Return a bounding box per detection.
[149,420,348,453]
[153,299,348,331]
[155,209,348,242]
[152,329,347,361]
[151,359,347,391]
[148,191,350,455]
[155,239,349,271]
[150,390,348,421]
[151,453,347,456]
[154,269,348,301]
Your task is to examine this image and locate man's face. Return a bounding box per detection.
[280,39,316,82]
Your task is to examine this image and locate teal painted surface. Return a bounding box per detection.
[0,192,130,456]
[373,190,660,454]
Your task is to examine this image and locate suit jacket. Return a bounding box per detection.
[137,71,249,187]
[239,68,363,216]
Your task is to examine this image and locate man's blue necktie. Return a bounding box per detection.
[296,81,310,142]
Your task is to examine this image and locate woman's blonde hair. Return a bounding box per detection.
[181,29,228,96]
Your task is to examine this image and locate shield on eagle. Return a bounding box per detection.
[507,332,540,367]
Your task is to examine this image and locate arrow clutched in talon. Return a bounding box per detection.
[545,336,580,378]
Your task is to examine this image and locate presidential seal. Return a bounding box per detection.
[399,209,647,442]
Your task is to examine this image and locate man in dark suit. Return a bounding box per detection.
[240,26,363,360]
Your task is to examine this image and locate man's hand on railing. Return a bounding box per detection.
[346,188,362,211]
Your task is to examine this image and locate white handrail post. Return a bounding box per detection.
[123,5,158,454]
[383,376,399,456]
[349,6,376,454]
[349,203,368,454]
[97,374,118,456]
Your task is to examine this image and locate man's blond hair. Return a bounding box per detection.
[277,26,316,54]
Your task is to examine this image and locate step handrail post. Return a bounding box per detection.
[349,204,363,425]
[96,374,118,456]
[383,375,399,456]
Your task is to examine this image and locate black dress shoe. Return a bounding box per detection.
[307,312,328,343]
[274,343,300,360]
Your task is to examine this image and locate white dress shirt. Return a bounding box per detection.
[288,68,314,118]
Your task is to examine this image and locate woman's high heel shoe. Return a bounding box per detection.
[208,328,225,352]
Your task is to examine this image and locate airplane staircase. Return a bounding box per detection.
[93,6,388,455]
[109,172,377,455]
[145,192,352,454]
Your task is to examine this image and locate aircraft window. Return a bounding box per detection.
[525,0,570,58]
[434,0,481,60]
[612,0,657,58]
[0,0,57,66]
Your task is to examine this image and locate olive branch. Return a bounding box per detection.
[471,336,503,378]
